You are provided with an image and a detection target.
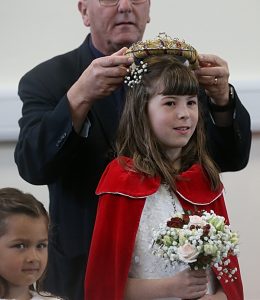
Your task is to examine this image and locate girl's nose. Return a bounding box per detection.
[176,106,189,119]
[26,248,39,262]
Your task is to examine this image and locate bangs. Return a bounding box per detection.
[159,66,199,96]
[144,57,199,97]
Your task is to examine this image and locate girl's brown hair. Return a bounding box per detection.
[116,55,221,190]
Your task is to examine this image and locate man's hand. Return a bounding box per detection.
[67,47,133,132]
[195,54,230,106]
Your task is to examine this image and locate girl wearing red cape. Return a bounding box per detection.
[85,49,243,300]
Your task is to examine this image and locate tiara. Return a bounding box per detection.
[124,32,199,87]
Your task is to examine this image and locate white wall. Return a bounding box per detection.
[1,0,260,85]
[1,1,259,299]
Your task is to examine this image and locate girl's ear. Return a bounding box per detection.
[78,0,90,27]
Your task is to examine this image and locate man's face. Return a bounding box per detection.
[78,0,150,55]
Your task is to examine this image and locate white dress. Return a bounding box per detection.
[129,184,216,300]
[29,291,63,300]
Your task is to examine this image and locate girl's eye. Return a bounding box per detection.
[13,243,26,249]
[188,100,197,106]
[165,101,175,106]
[37,242,48,249]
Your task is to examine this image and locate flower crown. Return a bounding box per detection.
[124,32,199,88]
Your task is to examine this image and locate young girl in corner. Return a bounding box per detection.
[0,187,63,300]
[84,39,243,300]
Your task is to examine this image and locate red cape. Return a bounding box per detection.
[85,158,243,300]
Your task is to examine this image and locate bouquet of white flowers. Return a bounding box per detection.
[152,210,239,282]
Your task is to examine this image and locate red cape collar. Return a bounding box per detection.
[96,157,223,205]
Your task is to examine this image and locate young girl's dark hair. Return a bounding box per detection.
[116,55,221,190]
[0,187,49,298]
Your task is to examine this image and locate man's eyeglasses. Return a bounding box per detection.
[99,0,147,7]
